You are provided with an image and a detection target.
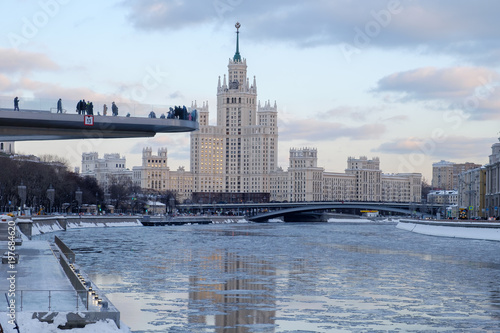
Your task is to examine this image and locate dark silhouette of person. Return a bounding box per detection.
[103,104,107,116]
[112,102,118,116]
[81,99,87,115]
[57,98,62,113]
[87,102,94,115]
[76,100,81,114]
[14,97,19,111]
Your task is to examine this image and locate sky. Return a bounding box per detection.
[2,0,500,181]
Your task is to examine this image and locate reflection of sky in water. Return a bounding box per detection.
[44,223,500,332]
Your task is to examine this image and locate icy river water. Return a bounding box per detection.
[40,221,500,332]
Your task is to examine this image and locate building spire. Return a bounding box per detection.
[233,22,241,62]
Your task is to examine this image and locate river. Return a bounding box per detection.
[37,221,500,332]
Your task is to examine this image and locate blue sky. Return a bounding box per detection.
[2,0,500,181]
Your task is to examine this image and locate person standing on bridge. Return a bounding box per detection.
[57,98,62,113]
[112,101,118,116]
[87,101,94,115]
[81,99,87,115]
[103,104,107,116]
[14,97,19,111]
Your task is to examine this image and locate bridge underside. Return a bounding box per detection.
[0,110,198,141]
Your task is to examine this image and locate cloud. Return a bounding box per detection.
[120,0,500,64]
[279,117,386,142]
[381,115,408,123]
[318,105,384,122]
[373,66,500,120]
[373,136,492,161]
[374,66,499,100]
[0,48,59,73]
[0,74,12,90]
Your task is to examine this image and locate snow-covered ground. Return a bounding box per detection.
[397,220,500,241]
[0,314,130,333]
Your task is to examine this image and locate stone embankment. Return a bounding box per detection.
[397,219,500,241]
[16,215,142,239]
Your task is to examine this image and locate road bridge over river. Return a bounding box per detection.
[178,201,440,222]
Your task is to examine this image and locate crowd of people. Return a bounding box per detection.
[147,106,197,121]
[10,97,197,121]
[76,100,118,116]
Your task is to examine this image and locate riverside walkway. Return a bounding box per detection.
[0,235,120,329]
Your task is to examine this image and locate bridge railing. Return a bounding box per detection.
[0,96,190,118]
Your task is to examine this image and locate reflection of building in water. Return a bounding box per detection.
[188,250,276,332]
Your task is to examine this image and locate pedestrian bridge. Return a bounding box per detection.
[0,108,198,141]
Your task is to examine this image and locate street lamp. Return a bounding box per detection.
[75,188,82,214]
[18,182,27,215]
[47,184,55,214]
[169,197,175,215]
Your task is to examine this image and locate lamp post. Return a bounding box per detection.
[169,196,175,215]
[47,184,55,214]
[75,188,82,214]
[18,182,27,215]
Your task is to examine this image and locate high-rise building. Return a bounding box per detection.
[190,23,278,200]
[129,24,421,205]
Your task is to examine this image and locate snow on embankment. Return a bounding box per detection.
[24,216,142,237]
[327,218,373,223]
[29,217,66,236]
[397,219,500,241]
[66,216,142,229]
[0,312,131,333]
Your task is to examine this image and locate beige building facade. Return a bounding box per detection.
[457,167,486,218]
[134,147,193,203]
[432,160,481,190]
[81,152,132,191]
[270,150,422,203]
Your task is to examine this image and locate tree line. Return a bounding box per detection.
[0,154,102,212]
[0,154,179,214]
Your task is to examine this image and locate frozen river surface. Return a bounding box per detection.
[42,222,500,332]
